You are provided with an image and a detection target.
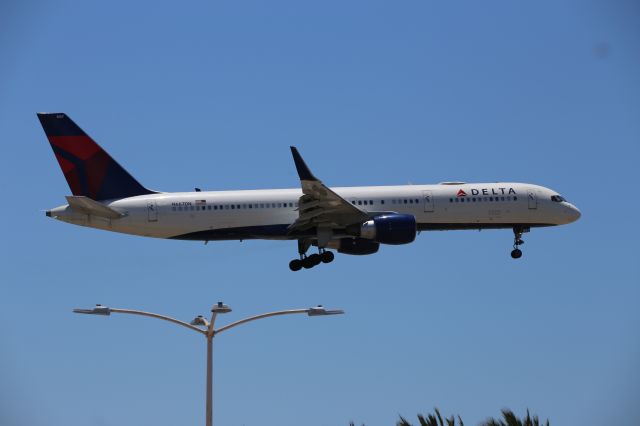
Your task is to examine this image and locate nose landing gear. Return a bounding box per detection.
[510,226,529,259]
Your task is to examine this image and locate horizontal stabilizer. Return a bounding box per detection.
[65,196,124,219]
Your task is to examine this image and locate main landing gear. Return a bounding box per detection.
[289,250,334,271]
[289,239,334,271]
[289,249,335,271]
[511,226,529,259]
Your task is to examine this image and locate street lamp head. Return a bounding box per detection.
[190,315,210,327]
[73,304,111,316]
[307,305,345,316]
[211,302,231,314]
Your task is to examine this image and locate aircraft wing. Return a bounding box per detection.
[288,147,369,232]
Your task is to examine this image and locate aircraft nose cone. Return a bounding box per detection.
[567,204,581,223]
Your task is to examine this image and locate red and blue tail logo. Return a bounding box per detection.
[37,113,155,201]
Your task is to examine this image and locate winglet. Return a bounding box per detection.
[290,146,318,181]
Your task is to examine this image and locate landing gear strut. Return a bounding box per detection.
[289,240,334,271]
[511,226,528,259]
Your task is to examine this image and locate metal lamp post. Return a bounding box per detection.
[73,302,344,426]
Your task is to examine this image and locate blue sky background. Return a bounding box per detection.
[1,1,639,425]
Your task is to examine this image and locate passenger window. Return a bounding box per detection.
[514,196,517,201]
[404,199,407,204]
[381,200,385,205]
[358,201,362,205]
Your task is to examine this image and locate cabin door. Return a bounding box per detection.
[423,190,434,212]
[527,190,537,209]
[147,200,158,222]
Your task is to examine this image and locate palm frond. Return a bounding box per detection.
[416,414,430,426]
[397,415,412,426]
[501,409,521,426]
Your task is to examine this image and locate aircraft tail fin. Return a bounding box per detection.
[37,112,155,201]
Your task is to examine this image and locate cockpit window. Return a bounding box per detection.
[551,195,566,202]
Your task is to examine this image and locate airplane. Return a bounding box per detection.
[38,113,581,271]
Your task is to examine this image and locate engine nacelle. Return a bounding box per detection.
[329,238,380,255]
[359,214,416,245]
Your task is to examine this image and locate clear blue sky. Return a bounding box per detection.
[1,1,638,425]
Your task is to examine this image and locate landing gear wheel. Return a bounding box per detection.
[307,253,321,266]
[289,259,302,271]
[511,248,522,259]
[302,257,312,269]
[320,251,335,263]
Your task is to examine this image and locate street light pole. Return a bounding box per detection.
[73,302,343,426]
[206,313,214,426]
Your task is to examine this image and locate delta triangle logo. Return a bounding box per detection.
[456,189,467,197]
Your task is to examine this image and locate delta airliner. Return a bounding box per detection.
[39,113,581,271]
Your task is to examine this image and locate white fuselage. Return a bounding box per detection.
[47,182,581,241]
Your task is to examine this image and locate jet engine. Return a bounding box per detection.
[353,214,417,245]
[330,238,380,255]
